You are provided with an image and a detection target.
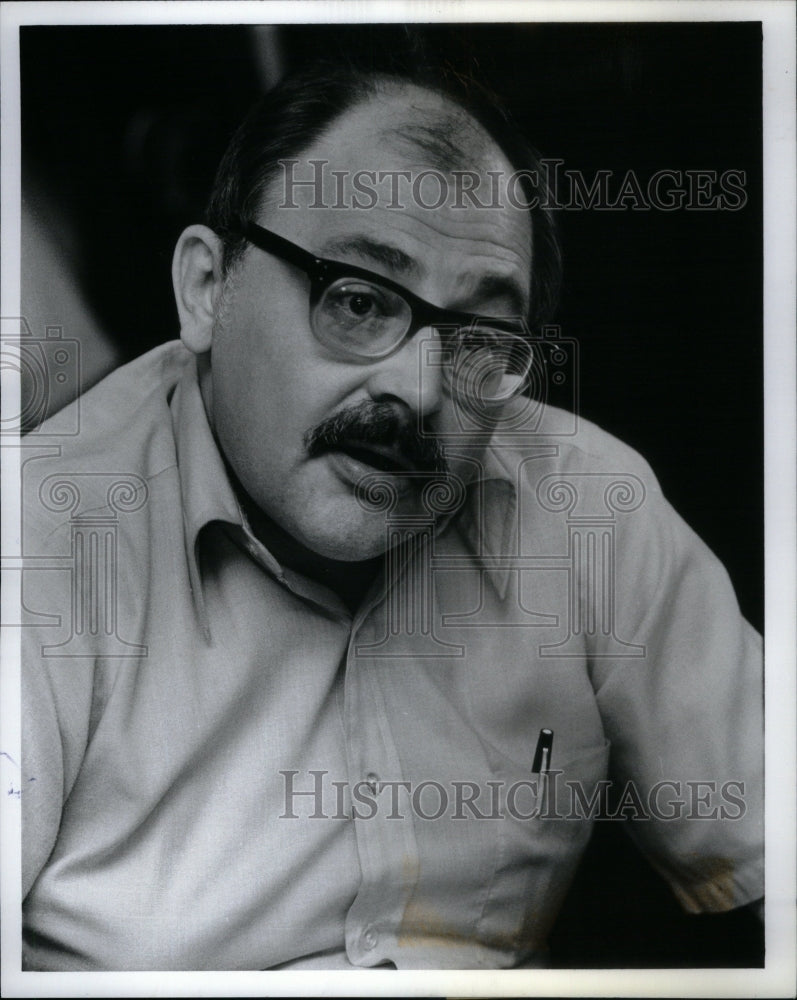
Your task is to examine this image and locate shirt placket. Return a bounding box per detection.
[341,597,420,968]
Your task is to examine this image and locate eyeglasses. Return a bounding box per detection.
[228,218,534,407]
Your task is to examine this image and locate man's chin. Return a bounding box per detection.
[285,496,390,563]
[281,456,449,562]
[296,528,390,564]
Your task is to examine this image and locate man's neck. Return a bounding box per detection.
[231,472,384,614]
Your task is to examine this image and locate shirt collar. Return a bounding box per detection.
[170,359,243,638]
[456,445,520,601]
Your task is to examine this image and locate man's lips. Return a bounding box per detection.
[329,442,414,475]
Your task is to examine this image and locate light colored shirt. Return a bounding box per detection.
[20,341,763,970]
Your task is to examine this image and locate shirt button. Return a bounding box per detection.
[365,772,379,794]
[363,927,378,950]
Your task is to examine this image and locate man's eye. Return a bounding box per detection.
[344,291,378,316]
[328,282,389,321]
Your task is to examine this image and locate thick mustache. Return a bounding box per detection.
[304,401,449,477]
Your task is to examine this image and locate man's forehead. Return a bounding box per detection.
[297,85,512,184]
[260,87,532,278]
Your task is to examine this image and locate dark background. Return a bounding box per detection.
[21,22,764,967]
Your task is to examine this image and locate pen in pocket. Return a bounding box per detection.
[532,728,554,775]
[532,728,554,810]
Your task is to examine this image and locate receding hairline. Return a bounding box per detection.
[254,80,521,232]
[372,79,501,171]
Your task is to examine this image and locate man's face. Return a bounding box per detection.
[207,88,532,562]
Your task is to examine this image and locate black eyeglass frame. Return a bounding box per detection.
[228,218,529,363]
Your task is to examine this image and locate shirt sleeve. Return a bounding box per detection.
[588,475,764,913]
[21,519,95,900]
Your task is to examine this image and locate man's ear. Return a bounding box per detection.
[172,225,225,354]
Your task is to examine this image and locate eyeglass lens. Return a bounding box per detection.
[312,277,532,405]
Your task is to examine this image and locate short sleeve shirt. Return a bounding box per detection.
[20,342,764,970]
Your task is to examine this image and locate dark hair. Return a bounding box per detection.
[205,61,562,330]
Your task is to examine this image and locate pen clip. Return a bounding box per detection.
[532,728,554,774]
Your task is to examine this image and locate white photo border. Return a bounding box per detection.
[1,2,794,997]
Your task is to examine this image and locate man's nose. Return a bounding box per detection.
[364,328,445,418]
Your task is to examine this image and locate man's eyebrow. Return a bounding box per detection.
[466,273,529,316]
[319,235,420,277]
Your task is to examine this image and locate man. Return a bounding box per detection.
[20,63,763,970]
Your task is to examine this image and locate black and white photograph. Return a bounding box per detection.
[1,1,794,996]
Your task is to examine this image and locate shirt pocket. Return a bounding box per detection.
[475,738,611,963]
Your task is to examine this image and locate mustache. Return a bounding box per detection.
[304,401,449,477]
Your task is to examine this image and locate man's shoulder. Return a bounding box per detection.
[21,341,192,541]
[486,405,659,490]
[26,340,193,471]
[31,340,192,454]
